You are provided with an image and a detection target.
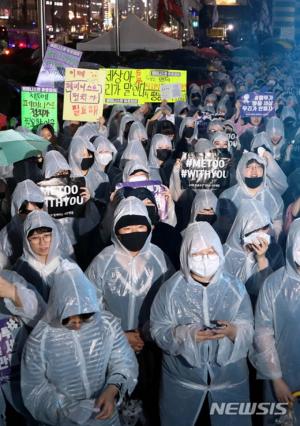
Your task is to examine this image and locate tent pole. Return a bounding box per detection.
[37,0,47,59]
[115,0,120,56]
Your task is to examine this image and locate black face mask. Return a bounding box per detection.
[192,97,201,107]
[183,127,194,139]
[81,156,94,171]
[156,149,171,162]
[118,231,149,252]
[217,148,231,158]
[146,205,159,225]
[196,214,217,225]
[244,176,263,189]
[141,139,148,148]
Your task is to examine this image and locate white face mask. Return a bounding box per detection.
[128,175,147,183]
[189,253,220,278]
[98,153,112,166]
[243,231,271,247]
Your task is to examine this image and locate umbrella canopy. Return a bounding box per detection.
[198,47,221,58]
[0,130,49,166]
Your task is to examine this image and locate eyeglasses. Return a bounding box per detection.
[27,233,52,244]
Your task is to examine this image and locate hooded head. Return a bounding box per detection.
[190,190,218,224]
[174,101,190,117]
[194,138,214,154]
[11,179,45,217]
[210,131,229,150]
[117,113,136,144]
[45,261,99,327]
[180,222,224,282]
[93,135,117,167]
[43,150,71,179]
[128,121,148,146]
[149,134,172,167]
[73,122,100,142]
[23,210,61,264]
[121,139,148,169]
[179,117,198,141]
[236,152,266,193]
[285,219,300,280]
[122,160,149,183]
[68,136,96,176]
[112,196,152,255]
[265,116,285,149]
[188,84,202,106]
[225,199,271,252]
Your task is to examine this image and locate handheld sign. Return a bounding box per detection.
[38,177,86,219]
[115,180,168,221]
[36,43,82,94]
[240,92,274,117]
[21,87,58,132]
[105,68,187,105]
[63,68,106,122]
[180,151,231,194]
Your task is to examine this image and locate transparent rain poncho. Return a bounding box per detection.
[223,199,278,291]
[0,179,73,268]
[21,261,138,426]
[93,135,117,161]
[0,269,45,425]
[127,121,148,144]
[122,160,149,183]
[148,133,172,182]
[178,117,198,141]
[13,210,69,301]
[188,83,201,105]
[251,219,300,424]
[219,152,283,236]
[42,150,71,179]
[251,131,288,195]
[189,190,218,223]
[74,122,106,142]
[265,116,285,161]
[150,222,253,426]
[174,101,190,116]
[121,139,148,166]
[107,105,127,139]
[114,113,136,147]
[86,197,172,332]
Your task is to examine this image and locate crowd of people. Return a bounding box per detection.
[0,52,300,426]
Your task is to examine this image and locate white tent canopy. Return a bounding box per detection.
[77,14,182,52]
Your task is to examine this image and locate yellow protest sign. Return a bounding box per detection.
[105,68,187,105]
[63,68,106,122]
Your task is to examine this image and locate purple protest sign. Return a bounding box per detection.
[240,92,275,117]
[0,317,22,385]
[36,43,82,94]
[115,180,168,221]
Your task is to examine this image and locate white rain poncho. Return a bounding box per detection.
[42,150,71,179]
[73,122,105,141]
[150,222,253,426]
[0,179,73,268]
[0,269,45,426]
[224,199,271,282]
[86,197,172,332]
[122,160,149,183]
[107,105,127,139]
[127,121,147,143]
[219,152,283,235]
[188,83,201,105]
[189,190,218,223]
[251,219,300,424]
[21,262,138,426]
[265,117,285,161]
[174,101,190,116]
[114,113,136,148]
[148,133,172,182]
[13,210,69,301]
[280,105,297,122]
[93,135,117,162]
[121,139,148,167]
[251,132,288,195]
[178,117,198,141]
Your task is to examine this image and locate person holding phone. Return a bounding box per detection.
[150,222,253,426]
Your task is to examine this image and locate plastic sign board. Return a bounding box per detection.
[63,68,106,122]
[21,87,58,132]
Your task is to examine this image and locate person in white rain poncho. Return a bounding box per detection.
[13,210,73,302]
[0,179,73,269]
[219,152,283,240]
[148,133,174,186]
[224,200,284,305]
[189,189,218,226]
[264,116,285,162]
[251,132,288,195]
[150,222,253,426]
[251,218,300,425]
[21,262,138,426]
[127,121,149,152]
[0,270,45,426]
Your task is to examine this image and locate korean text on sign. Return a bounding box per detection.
[240,92,275,117]
[63,68,106,122]
[21,87,58,132]
[36,43,82,94]
[105,68,187,104]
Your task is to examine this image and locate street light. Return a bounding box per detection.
[37,0,47,59]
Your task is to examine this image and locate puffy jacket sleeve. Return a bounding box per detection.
[216,284,254,366]
[250,275,282,380]
[150,278,204,366]
[21,325,71,425]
